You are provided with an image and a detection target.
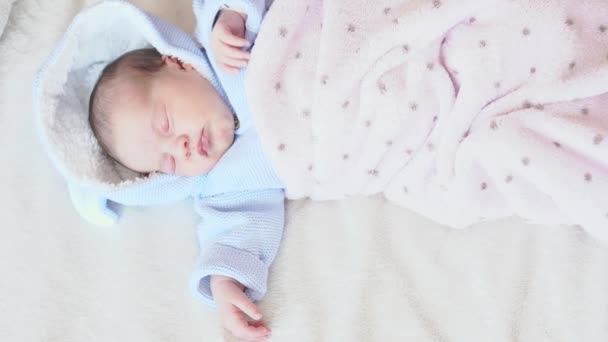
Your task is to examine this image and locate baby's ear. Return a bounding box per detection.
[162,55,194,71]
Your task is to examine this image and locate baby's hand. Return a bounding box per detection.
[210,275,271,341]
[210,10,251,74]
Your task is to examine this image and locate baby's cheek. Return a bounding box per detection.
[219,125,235,146]
[160,155,176,174]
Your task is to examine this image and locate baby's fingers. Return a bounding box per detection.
[227,290,270,339]
[222,57,248,69]
[217,26,250,48]
[218,57,247,74]
[225,310,270,341]
[226,286,263,320]
[217,44,250,74]
[220,64,241,74]
[218,42,251,61]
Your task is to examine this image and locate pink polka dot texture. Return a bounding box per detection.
[245,0,608,244]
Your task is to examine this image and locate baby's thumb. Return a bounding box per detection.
[232,291,263,320]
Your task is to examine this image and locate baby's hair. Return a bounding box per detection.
[88,48,163,163]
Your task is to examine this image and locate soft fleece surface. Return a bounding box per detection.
[246,0,608,244]
[1,1,608,341]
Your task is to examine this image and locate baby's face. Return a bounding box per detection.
[111,56,236,176]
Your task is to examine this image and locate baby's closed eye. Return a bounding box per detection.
[155,105,171,135]
[160,113,170,133]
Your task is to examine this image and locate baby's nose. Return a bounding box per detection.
[177,135,192,159]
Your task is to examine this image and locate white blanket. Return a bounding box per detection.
[1,1,607,341]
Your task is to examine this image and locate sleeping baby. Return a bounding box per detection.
[92,5,276,342]
[35,1,278,341]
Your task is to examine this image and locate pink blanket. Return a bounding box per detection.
[245,0,608,244]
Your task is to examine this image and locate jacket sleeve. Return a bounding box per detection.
[189,188,285,307]
[192,0,268,51]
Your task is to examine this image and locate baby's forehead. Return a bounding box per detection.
[104,85,151,129]
[107,73,151,104]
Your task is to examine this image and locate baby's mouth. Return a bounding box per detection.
[197,127,209,157]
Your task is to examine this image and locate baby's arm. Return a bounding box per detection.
[190,188,284,339]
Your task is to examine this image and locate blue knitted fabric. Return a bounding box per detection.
[34,0,283,307]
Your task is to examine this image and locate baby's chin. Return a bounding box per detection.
[214,116,235,141]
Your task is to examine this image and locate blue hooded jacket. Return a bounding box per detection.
[33,0,283,307]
